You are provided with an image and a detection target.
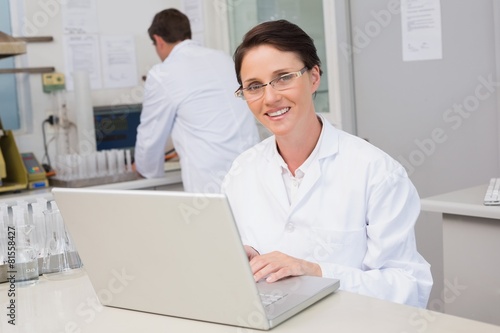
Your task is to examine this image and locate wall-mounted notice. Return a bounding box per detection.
[61,0,99,34]
[401,0,442,62]
[182,0,205,45]
[63,34,102,90]
[100,35,138,89]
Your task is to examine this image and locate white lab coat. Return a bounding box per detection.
[135,40,260,192]
[221,116,433,308]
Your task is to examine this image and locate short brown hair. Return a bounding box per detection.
[148,8,191,44]
[233,20,322,85]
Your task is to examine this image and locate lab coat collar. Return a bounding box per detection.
[316,114,341,160]
[261,114,340,213]
[290,115,340,210]
[163,39,200,63]
[262,114,340,164]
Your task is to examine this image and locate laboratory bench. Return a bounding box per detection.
[1,180,500,331]
[0,169,183,205]
[421,184,500,326]
[1,269,499,333]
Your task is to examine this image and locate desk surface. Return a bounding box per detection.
[0,170,182,205]
[421,184,500,219]
[1,270,499,333]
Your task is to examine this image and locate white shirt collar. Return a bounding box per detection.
[273,116,325,205]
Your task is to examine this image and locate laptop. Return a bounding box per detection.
[52,187,339,330]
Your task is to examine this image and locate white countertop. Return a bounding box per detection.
[89,170,181,190]
[1,270,499,333]
[420,184,500,220]
[0,170,182,205]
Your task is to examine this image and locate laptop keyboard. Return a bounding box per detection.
[259,293,288,306]
[484,178,500,206]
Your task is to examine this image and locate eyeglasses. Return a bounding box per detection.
[235,67,308,101]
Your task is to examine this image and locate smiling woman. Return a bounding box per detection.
[227,0,332,118]
[234,26,322,149]
[221,19,433,309]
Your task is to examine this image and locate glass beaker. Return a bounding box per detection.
[42,208,82,275]
[12,224,40,285]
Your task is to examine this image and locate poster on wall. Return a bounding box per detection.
[100,35,138,89]
[63,34,103,91]
[181,0,205,45]
[61,0,100,34]
[61,0,138,89]
[401,0,443,62]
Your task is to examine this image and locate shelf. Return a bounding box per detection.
[0,31,26,58]
[0,67,55,74]
[0,33,54,74]
[15,36,54,43]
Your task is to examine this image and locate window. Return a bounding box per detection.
[0,0,21,130]
[227,0,330,115]
[0,0,32,134]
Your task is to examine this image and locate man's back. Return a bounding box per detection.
[135,40,259,192]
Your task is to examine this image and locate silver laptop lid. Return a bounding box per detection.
[52,187,339,330]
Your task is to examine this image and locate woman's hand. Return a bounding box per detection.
[248,250,322,283]
[244,245,260,261]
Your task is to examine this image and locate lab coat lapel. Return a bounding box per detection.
[260,144,291,214]
[264,170,290,213]
[290,118,340,212]
[291,160,321,212]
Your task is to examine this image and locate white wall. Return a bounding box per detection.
[344,0,500,310]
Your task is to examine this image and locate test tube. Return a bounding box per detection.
[116,149,125,174]
[97,151,107,176]
[77,154,86,179]
[125,149,132,173]
[65,154,73,180]
[42,201,82,274]
[86,152,97,178]
[106,150,116,175]
[11,205,39,284]
[30,202,46,259]
[36,197,48,211]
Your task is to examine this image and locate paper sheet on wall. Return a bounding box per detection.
[401,0,442,62]
[61,0,99,34]
[100,35,138,89]
[182,0,205,45]
[63,34,103,90]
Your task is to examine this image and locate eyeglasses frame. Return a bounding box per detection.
[235,66,308,100]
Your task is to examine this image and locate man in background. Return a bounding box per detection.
[135,8,259,192]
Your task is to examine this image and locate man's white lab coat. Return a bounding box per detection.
[135,40,259,192]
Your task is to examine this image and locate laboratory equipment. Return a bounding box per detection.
[11,204,39,285]
[49,148,138,187]
[42,72,78,159]
[45,83,140,187]
[49,87,78,157]
[21,152,48,189]
[0,118,28,193]
[0,199,82,284]
[93,104,142,151]
[42,201,82,275]
[73,71,96,155]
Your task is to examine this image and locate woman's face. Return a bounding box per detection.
[239,45,320,138]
